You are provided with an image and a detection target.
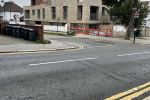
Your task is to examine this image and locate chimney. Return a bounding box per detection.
[1,0,4,7]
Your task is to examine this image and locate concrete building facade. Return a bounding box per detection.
[23,0,112,29]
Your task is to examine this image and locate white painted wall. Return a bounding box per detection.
[113,25,127,37]
[113,25,126,32]
[0,11,23,21]
[44,24,68,32]
[9,21,26,25]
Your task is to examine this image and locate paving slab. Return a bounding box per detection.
[72,34,150,45]
[0,35,77,52]
[0,35,33,44]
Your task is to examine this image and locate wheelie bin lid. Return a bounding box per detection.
[15,26,21,28]
[28,28,37,31]
[5,25,12,27]
[20,27,25,29]
[12,26,18,28]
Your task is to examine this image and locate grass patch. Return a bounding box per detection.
[44,32,68,36]
[35,36,51,44]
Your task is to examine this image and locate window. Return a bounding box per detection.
[50,22,55,25]
[63,6,68,19]
[48,0,51,4]
[25,10,30,18]
[90,6,99,20]
[102,7,105,15]
[20,12,23,15]
[38,9,40,18]
[77,6,82,20]
[32,10,35,15]
[43,0,47,2]
[77,0,83,2]
[52,7,56,19]
[43,8,45,19]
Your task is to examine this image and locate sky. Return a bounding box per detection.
[5,0,31,7]
[4,0,150,8]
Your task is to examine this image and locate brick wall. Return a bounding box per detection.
[0,22,9,35]
[31,0,47,6]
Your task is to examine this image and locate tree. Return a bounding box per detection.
[125,0,138,40]
[102,0,126,7]
[102,0,150,39]
[106,0,133,26]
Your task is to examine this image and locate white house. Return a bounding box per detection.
[0,0,23,21]
[140,1,150,27]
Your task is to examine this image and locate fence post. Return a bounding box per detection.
[68,26,70,31]
[98,29,100,36]
[76,27,79,33]
[86,27,89,34]
[111,30,113,37]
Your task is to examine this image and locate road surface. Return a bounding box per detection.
[0,36,150,100]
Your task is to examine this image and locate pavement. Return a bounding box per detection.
[0,34,78,53]
[73,34,150,46]
[0,33,150,53]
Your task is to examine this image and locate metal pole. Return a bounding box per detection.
[133,18,137,43]
[10,0,11,20]
[57,22,58,35]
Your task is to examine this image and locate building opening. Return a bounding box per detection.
[89,24,98,29]
[90,6,99,20]
[35,21,41,25]
[25,10,30,18]
[77,5,82,20]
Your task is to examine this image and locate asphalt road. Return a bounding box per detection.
[1,36,150,100]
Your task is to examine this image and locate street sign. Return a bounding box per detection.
[134,11,140,18]
[14,14,19,19]
[132,7,137,10]
[57,17,60,22]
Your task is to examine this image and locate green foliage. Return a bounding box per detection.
[43,39,51,44]
[36,36,51,44]
[102,0,126,7]
[44,32,68,36]
[106,0,150,27]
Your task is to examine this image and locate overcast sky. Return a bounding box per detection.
[5,0,31,7]
[4,0,150,8]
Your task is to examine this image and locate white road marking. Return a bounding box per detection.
[118,52,150,57]
[29,57,99,66]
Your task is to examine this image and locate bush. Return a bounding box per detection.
[36,36,51,44]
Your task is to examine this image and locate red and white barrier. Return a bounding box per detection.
[68,26,113,37]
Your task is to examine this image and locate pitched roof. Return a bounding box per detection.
[0,2,23,12]
[140,1,149,6]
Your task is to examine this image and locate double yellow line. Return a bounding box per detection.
[105,82,150,100]
[66,42,84,49]
[0,42,84,55]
